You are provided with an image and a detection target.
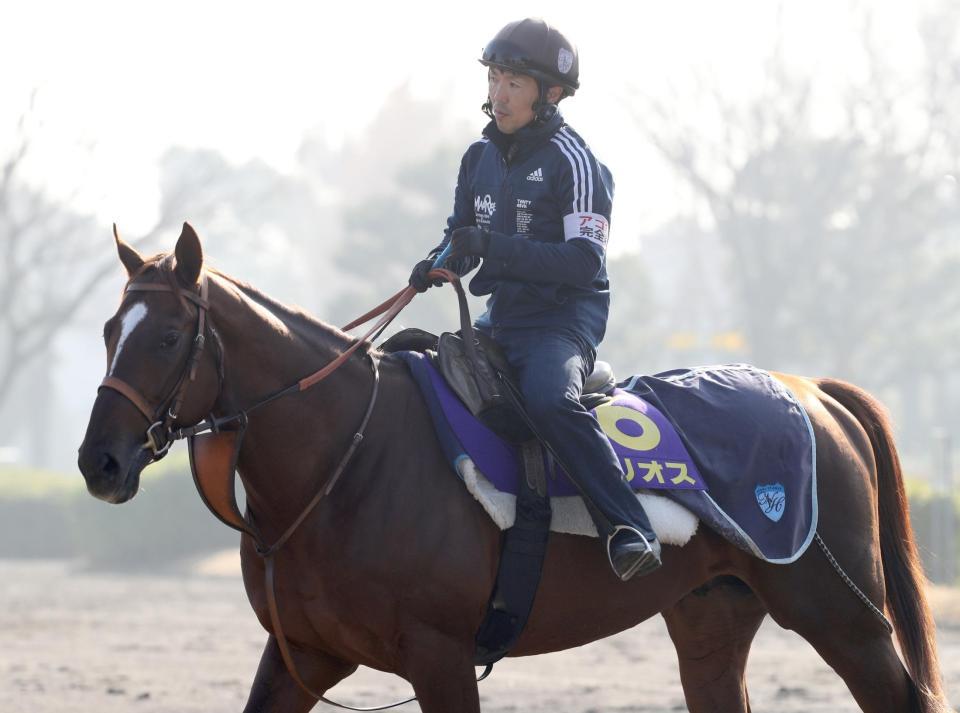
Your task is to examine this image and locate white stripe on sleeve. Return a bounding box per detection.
[558,128,594,214]
[551,136,584,213]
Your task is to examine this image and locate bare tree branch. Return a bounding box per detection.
[625,2,960,380]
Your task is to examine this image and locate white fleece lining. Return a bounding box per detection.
[456,456,699,546]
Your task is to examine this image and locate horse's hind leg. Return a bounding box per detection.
[765,591,920,713]
[804,626,919,712]
[242,635,357,713]
[663,576,767,713]
[749,552,919,712]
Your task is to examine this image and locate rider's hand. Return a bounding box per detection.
[408,258,443,293]
[447,226,490,262]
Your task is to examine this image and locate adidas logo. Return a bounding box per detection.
[526,168,544,182]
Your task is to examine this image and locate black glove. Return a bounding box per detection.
[447,226,490,262]
[408,258,443,293]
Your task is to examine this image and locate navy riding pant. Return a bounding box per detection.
[490,325,655,540]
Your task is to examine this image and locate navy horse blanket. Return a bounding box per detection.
[394,352,817,564]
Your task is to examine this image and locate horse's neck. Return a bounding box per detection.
[207,276,344,403]
[207,275,375,529]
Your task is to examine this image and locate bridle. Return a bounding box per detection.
[97,263,415,462]
[99,269,216,460]
[95,262,488,710]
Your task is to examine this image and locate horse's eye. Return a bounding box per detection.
[161,331,181,349]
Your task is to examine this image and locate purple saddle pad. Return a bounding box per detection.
[394,352,817,564]
[419,358,706,496]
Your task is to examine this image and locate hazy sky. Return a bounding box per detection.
[0,0,943,471]
[2,0,925,249]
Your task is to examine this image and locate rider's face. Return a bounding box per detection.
[487,67,540,134]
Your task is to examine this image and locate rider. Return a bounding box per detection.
[409,18,661,581]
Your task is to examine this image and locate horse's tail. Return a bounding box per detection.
[817,378,948,712]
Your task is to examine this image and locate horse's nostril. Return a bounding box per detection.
[100,451,120,476]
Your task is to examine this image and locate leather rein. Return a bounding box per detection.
[97,266,489,710]
[98,268,425,461]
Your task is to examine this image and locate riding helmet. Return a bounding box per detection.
[479,18,580,97]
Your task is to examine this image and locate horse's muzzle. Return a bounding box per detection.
[77,438,147,504]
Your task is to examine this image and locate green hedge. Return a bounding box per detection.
[2,463,958,580]
[905,479,960,585]
[0,455,238,569]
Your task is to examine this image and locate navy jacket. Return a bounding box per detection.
[430,112,615,348]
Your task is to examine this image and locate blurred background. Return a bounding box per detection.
[0,0,957,582]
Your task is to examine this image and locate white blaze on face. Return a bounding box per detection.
[108,302,148,376]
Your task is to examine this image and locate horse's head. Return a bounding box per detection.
[78,223,222,503]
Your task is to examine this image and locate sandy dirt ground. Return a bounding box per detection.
[2,554,958,713]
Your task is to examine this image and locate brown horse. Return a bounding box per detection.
[78,223,950,713]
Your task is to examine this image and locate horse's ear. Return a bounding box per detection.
[174,222,204,287]
[114,224,145,277]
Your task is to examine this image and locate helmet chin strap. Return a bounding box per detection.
[481,82,559,125]
[532,81,558,124]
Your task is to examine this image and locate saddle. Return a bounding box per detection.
[380,327,617,442]
[381,314,615,666]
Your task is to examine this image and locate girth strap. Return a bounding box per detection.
[473,440,552,666]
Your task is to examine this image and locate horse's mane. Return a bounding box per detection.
[206,266,367,354]
[132,253,369,356]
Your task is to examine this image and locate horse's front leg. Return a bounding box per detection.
[401,628,481,713]
[242,635,357,713]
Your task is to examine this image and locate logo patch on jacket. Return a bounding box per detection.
[516,199,533,234]
[526,168,544,182]
[474,194,496,226]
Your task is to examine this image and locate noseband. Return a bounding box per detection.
[99,271,215,460]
